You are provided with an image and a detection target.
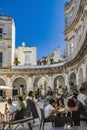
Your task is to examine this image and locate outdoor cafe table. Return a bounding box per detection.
[53,126,87,130]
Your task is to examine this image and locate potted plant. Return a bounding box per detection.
[14,58,20,65]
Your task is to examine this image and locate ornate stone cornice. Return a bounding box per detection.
[64,5,83,35]
[64,0,75,11]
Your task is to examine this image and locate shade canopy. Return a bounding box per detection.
[0,86,12,90]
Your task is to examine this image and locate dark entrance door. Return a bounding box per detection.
[0,52,2,67]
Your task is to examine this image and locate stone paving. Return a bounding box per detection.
[2,119,53,130]
[13,121,53,130]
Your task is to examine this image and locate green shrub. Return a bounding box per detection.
[16,94,27,100]
[81,82,87,90]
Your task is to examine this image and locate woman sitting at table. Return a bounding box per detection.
[54,98,65,116]
[57,98,65,109]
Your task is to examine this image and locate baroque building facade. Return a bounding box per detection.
[0,0,87,97]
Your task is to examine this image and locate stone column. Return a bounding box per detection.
[68,43,70,56]
[74,31,77,48]
[82,63,86,82]
[6,76,13,98]
[65,73,69,93]
[27,77,33,94]
[48,75,54,91]
[76,69,79,89]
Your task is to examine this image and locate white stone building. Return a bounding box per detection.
[53,47,64,62]
[0,16,15,67]
[15,42,37,66]
[53,48,61,62]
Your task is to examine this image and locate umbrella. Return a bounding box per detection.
[0,86,12,90]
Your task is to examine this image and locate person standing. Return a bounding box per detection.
[72,95,86,115]
[25,91,34,103]
[78,88,87,107]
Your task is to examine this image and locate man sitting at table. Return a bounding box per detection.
[44,99,58,125]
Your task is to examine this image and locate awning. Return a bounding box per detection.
[0,86,12,90]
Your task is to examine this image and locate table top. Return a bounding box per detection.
[53,126,87,130]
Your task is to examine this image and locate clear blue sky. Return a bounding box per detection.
[0,0,70,60]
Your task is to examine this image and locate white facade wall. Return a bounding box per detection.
[0,16,14,67]
[15,46,37,65]
[11,19,15,65]
[53,48,60,61]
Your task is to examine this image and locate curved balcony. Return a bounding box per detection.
[11,21,87,71]
[11,20,87,70]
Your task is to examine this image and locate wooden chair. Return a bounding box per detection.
[26,100,40,124]
[39,109,55,130]
[1,108,33,130]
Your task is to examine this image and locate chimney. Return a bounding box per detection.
[22,42,25,47]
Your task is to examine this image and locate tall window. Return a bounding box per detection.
[0,28,2,39]
[25,55,30,64]
[0,52,2,66]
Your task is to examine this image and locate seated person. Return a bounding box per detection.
[4,98,17,121]
[15,96,33,130]
[44,99,58,124]
[2,98,17,129]
[14,96,26,120]
[57,98,65,109]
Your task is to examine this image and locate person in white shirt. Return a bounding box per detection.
[4,98,17,120]
[44,99,58,124]
[2,98,17,129]
[77,88,87,107]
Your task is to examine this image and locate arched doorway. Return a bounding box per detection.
[12,77,27,96]
[0,78,6,86]
[69,72,77,94]
[0,78,6,96]
[33,76,48,96]
[54,75,65,95]
[69,73,76,86]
